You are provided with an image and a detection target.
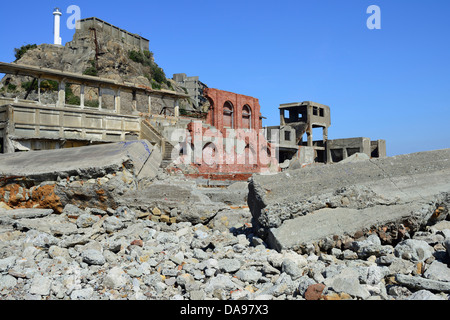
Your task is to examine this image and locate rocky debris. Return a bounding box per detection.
[0,197,449,300]
[249,149,450,252]
[0,147,449,300]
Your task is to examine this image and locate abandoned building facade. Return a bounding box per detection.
[0,16,386,179]
[174,88,278,178]
[265,101,386,165]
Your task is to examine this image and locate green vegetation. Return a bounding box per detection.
[7,83,17,92]
[128,50,153,66]
[83,60,99,77]
[40,80,59,92]
[151,63,166,84]
[21,80,58,92]
[151,81,161,90]
[85,99,99,108]
[65,85,81,105]
[129,50,166,85]
[14,44,37,61]
[65,84,99,108]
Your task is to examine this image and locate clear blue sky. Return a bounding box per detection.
[1,0,449,156]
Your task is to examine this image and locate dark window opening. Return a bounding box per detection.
[347,148,360,157]
[284,130,291,141]
[331,149,344,163]
[313,107,319,116]
[319,108,325,117]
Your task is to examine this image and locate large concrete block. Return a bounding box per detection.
[248,149,450,252]
[0,140,161,182]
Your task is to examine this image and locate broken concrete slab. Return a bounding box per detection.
[116,179,228,225]
[248,149,450,252]
[0,208,53,220]
[0,140,161,183]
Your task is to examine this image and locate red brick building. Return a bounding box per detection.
[180,88,279,178]
[204,88,263,132]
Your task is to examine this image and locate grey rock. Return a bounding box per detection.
[193,248,209,260]
[281,259,303,280]
[235,269,262,283]
[406,289,446,300]
[424,260,450,282]
[297,276,317,297]
[156,232,180,244]
[352,234,393,258]
[325,267,370,299]
[0,274,17,289]
[103,216,124,233]
[103,267,128,289]
[29,274,52,296]
[388,257,416,275]
[48,246,71,260]
[204,274,238,293]
[364,265,390,285]
[264,273,297,297]
[63,204,84,218]
[25,230,59,248]
[342,249,358,260]
[76,214,100,228]
[115,206,136,221]
[70,287,94,300]
[394,239,434,262]
[176,273,196,288]
[190,290,206,300]
[0,256,17,272]
[218,259,241,273]
[81,249,106,266]
[395,274,450,292]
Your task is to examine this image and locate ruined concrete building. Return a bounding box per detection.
[0,14,386,180]
[265,101,386,166]
[74,17,150,52]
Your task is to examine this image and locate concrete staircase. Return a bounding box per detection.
[140,119,175,168]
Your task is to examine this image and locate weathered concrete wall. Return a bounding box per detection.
[73,17,150,52]
[248,149,450,252]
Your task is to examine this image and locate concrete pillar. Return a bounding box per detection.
[114,89,121,113]
[307,125,313,147]
[280,109,286,126]
[323,127,328,142]
[174,99,180,118]
[80,85,85,109]
[132,90,137,111]
[377,140,387,158]
[98,87,102,110]
[148,95,152,113]
[37,78,41,105]
[57,81,66,108]
[342,148,348,160]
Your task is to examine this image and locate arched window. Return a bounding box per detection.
[223,101,234,129]
[242,105,252,130]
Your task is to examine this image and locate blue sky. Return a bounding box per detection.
[1,0,449,156]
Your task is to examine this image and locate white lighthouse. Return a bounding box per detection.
[53,8,62,45]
